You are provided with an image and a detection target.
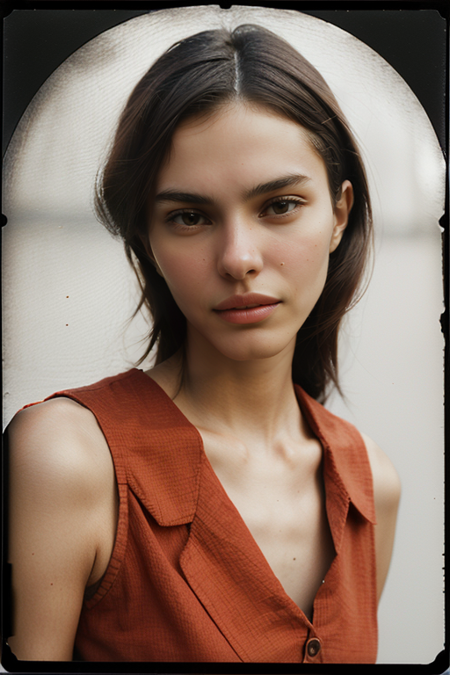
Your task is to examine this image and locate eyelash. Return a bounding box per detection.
[261,197,305,217]
[165,197,305,230]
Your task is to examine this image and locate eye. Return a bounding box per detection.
[168,210,211,227]
[261,198,304,217]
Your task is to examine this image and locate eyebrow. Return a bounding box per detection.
[154,174,311,205]
[243,173,311,200]
[154,190,213,205]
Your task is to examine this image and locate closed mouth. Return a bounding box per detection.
[213,294,280,312]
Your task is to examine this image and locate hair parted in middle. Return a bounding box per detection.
[95,23,373,403]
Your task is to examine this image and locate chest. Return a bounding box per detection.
[201,435,336,619]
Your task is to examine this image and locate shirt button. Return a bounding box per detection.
[306,637,322,657]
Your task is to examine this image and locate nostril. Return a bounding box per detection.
[225,268,257,278]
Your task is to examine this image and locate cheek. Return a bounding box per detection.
[268,224,333,280]
[150,237,210,301]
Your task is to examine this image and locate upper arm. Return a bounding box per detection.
[7,398,115,661]
[362,432,401,603]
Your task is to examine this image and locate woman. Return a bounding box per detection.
[7,24,400,663]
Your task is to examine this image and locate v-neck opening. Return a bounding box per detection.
[134,368,337,626]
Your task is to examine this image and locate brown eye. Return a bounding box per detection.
[271,200,290,214]
[263,199,302,217]
[181,212,202,226]
[171,211,209,227]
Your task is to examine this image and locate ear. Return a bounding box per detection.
[329,180,354,253]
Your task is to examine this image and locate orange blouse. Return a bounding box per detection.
[48,368,377,663]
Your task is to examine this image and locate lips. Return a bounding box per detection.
[213,293,280,311]
[213,293,281,325]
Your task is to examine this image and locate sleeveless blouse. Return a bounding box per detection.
[47,369,377,663]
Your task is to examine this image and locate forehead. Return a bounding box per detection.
[156,103,328,193]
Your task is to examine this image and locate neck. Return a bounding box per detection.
[171,328,303,446]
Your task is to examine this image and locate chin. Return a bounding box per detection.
[207,331,296,364]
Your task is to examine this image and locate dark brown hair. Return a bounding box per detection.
[95,24,372,402]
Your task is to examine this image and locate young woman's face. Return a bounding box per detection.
[148,103,352,364]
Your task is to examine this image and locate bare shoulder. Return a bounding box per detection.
[8,397,113,488]
[360,432,401,602]
[7,398,116,660]
[7,396,116,562]
[360,431,401,511]
[9,395,108,447]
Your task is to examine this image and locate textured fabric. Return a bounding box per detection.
[47,369,378,663]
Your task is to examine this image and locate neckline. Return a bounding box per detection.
[132,367,324,469]
[131,368,335,623]
[133,366,316,445]
[120,368,375,527]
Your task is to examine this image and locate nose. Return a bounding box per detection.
[217,220,263,280]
